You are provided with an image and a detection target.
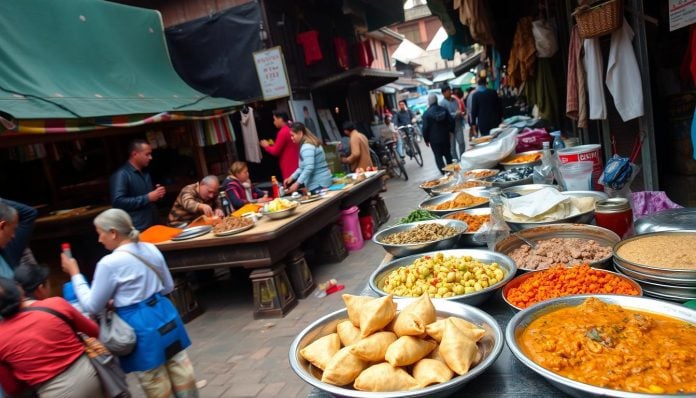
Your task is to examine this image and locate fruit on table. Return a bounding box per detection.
[264,198,296,213]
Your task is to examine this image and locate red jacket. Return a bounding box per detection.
[263,124,300,180]
[0,297,99,394]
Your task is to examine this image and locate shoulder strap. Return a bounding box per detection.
[119,249,165,284]
[22,306,78,335]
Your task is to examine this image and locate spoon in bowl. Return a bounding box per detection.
[511,233,537,250]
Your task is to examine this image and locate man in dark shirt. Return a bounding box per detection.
[422,94,454,174]
[109,139,165,231]
[394,100,414,128]
[0,199,37,278]
[470,77,503,136]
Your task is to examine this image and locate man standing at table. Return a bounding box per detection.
[340,121,373,171]
[260,111,300,181]
[422,94,454,174]
[0,200,37,279]
[110,139,165,231]
[168,176,224,225]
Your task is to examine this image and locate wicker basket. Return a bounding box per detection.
[574,0,623,39]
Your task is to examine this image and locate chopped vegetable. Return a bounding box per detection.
[398,210,439,224]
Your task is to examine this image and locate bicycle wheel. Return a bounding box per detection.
[369,148,381,168]
[412,139,423,167]
[389,146,408,181]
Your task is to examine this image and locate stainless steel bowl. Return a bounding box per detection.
[462,168,499,180]
[369,249,517,306]
[289,299,504,398]
[443,208,491,247]
[494,224,620,271]
[504,191,607,231]
[372,219,467,258]
[420,178,457,197]
[627,276,696,302]
[499,150,543,170]
[505,295,696,398]
[612,231,696,280]
[501,269,642,312]
[501,184,559,198]
[261,204,298,220]
[431,180,492,195]
[419,190,490,217]
[613,261,696,286]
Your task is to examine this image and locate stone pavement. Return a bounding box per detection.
[128,147,448,398]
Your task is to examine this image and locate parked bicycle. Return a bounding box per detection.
[397,124,423,167]
[369,139,408,181]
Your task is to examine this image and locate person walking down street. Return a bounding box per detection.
[61,208,200,398]
[464,87,477,138]
[341,121,374,172]
[0,277,104,398]
[110,139,166,231]
[470,77,503,137]
[222,162,270,210]
[422,94,454,174]
[381,114,404,160]
[168,176,224,225]
[284,123,333,194]
[0,200,37,279]
[260,111,300,181]
[439,85,465,161]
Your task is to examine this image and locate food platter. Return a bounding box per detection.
[499,150,543,170]
[372,219,467,258]
[612,231,696,280]
[213,222,255,237]
[299,194,324,204]
[418,189,490,217]
[171,225,212,241]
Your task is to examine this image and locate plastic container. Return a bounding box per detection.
[595,198,633,238]
[359,215,374,240]
[558,161,593,191]
[557,144,603,190]
[550,131,565,150]
[339,206,364,251]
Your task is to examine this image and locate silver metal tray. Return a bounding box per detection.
[499,150,543,170]
[638,286,696,302]
[612,231,696,279]
[442,207,491,247]
[213,222,255,237]
[634,208,696,234]
[372,219,467,258]
[613,261,696,286]
[171,225,212,241]
[418,189,490,216]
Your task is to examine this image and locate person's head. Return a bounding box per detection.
[128,139,153,170]
[384,115,392,125]
[273,111,289,128]
[342,121,356,136]
[428,94,438,106]
[198,175,220,202]
[93,208,139,251]
[303,106,310,116]
[441,85,452,99]
[14,263,50,300]
[228,161,250,182]
[0,202,18,249]
[398,100,407,111]
[290,122,322,146]
[0,277,23,319]
[478,77,487,87]
[453,88,464,99]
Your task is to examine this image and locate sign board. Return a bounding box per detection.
[253,46,291,100]
[669,0,696,31]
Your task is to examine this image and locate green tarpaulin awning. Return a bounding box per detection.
[0,0,240,129]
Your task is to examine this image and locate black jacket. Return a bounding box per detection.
[109,162,159,231]
[471,88,502,135]
[422,104,454,144]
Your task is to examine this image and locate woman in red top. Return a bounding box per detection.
[260,111,300,180]
[0,277,103,397]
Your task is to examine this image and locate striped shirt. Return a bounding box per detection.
[168,182,221,224]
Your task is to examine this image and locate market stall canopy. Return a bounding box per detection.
[0,0,240,132]
[432,70,456,83]
[449,71,477,87]
[392,39,428,65]
[453,49,484,76]
[310,67,401,91]
[415,77,434,86]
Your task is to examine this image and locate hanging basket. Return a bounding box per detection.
[574,0,623,39]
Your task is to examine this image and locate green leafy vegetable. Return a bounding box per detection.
[399,210,439,224]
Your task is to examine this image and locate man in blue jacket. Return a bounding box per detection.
[110,139,165,231]
[422,94,454,174]
[0,199,37,278]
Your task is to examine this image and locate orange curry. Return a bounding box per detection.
[517,298,696,394]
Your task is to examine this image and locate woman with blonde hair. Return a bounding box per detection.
[61,208,200,398]
[284,123,333,194]
[222,161,269,210]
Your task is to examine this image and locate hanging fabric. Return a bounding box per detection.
[508,17,536,88]
[240,107,262,163]
[194,115,236,147]
[532,19,558,58]
[524,58,560,127]
[606,18,644,121]
[566,26,588,128]
[296,30,323,65]
[333,37,350,70]
[354,40,373,67]
[583,37,607,120]
[452,0,495,45]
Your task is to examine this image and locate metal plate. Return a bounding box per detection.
[372,219,467,258]
[634,208,696,234]
[442,207,491,246]
[213,222,254,237]
[171,225,213,241]
[499,150,543,170]
[299,195,324,204]
[613,262,696,287]
[419,189,490,216]
[289,299,504,398]
[612,231,696,279]
[639,286,696,302]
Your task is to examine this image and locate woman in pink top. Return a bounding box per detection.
[260,111,300,180]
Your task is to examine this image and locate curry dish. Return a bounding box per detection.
[518,298,696,394]
[427,193,488,211]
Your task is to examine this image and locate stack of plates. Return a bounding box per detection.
[613,232,696,302]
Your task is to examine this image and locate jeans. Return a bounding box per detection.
[396,133,405,158]
[449,128,465,161]
[430,142,452,174]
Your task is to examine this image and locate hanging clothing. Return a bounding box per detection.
[566,26,588,128]
[453,0,495,45]
[296,30,323,65]
[583,37,607,120]
[507,17,536,88]
[240,107,263,163]
[524,58,560,127]
[606,19,644,122]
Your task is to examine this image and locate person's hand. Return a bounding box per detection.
[288,182,300,193]
[198,203,214,217]
[61,253,80,277]
[283,177,293,187]
[259,140,269,148]
[148,185,166,202]
[258,195,271,203]
[214,208,224,217]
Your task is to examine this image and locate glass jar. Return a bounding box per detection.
[595,198,633,238]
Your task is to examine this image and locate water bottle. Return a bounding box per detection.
[486,188,510,251]
[534,141,555,185]
[219,192,231,216]
[550,131,565,151]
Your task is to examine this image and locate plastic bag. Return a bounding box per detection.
[532,19,558,58]
[461,128,519,170]
[515,128,551,153]
[631,191,682,219]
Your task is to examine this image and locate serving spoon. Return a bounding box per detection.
[511,233,538,250]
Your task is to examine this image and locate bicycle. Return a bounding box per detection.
[370,139,408,181]
[397,125,423,167]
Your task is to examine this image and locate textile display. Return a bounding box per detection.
[566,26,588,128]
[583,37,607,120]
[508,17,536,88]
[334,37,350,70]
[524,58,560,127]
[240,107,263,163]
[453,0,495,45]
[532,19,558,58]
[297,30,323,65]
[194,115,236,147]
[606,19,644,121]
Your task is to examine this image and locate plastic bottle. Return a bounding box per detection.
[61,243,72,258]
[486,188,510,251]
[550,131,565,151]
[219,192,231,216]
[537,141,555,185]
[271,176,280,198]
